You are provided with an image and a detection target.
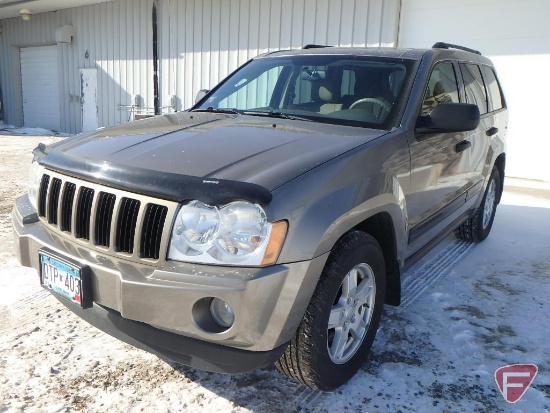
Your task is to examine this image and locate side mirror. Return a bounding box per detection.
[416,103,480,134]
[195,89,210,104]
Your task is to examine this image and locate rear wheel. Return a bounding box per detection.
[455,166,501,242]
[275,231,386,390]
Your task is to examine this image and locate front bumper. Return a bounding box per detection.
[51,293,287,373]
[13,194,329,372]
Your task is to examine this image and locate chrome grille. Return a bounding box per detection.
[37,170,178,263]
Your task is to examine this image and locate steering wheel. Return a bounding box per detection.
[349,98,392,117]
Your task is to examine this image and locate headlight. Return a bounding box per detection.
[174,201,221,254]
[212,201,269,260]
[169,200,287,266]
[28,161,44,212]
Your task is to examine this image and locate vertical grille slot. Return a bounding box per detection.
[38,174,50,217]
[140,203,168,260]
[60,182,76,232]
[115,198,141,254]
[94,192,116,247]
[75,187,95,240]
[47,178,62,225]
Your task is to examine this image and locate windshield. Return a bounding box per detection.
[195,54,416,129]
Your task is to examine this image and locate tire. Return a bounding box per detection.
[275,231,386,390]
[455,166,501,243]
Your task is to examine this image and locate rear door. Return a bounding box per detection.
[480,64,508,172]
[457,62,493,200]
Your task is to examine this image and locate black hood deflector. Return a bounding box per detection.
[33,144,273,205]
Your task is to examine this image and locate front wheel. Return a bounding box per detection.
[275,231,386,390]
[455,166,501,242]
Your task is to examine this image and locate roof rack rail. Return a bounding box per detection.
[261,49,290,57]
[432,42,481,55]
[303,44,331,49]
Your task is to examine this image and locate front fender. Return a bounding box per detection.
[268,147,409,264]
[313,192,407,260]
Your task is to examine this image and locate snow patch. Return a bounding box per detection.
[4,127,56,135]
[1,136,550,412]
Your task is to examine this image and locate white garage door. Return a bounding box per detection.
[20,46,61,131]
[399,0,550,182]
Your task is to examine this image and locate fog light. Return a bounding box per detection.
[210,298,235,328]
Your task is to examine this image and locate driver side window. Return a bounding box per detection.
[422,62,460,115]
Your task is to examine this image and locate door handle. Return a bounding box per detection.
[455,140,471,153]
[486,127,499,136]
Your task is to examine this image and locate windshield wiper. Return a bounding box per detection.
[191,107,241,114]
[242,110,313,122]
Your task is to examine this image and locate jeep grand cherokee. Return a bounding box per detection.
[13,42,507,390]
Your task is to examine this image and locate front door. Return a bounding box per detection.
[405,61,475,254]
[80,68,99,132]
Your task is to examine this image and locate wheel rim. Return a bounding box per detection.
[327,263,376,364]
[482,179,497,229]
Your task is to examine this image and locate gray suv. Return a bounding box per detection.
[13,42,507,390]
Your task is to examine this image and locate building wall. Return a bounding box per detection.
[156,0,401,111]
[0,0,154,134]
[0,0,400,133]
[1,0,548,182]
[399,0,550,183]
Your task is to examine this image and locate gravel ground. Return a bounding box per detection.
[1,135,549,413]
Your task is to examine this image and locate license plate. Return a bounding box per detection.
[39,250,91,308]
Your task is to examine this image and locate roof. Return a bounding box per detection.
[256,43,489,63]
[259,47,428,60]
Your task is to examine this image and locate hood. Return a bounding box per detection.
[42,112,387,201]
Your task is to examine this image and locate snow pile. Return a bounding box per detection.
[0,124,56,136]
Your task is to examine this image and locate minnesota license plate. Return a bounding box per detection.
[39,250,91,308]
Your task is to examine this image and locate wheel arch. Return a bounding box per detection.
[304,190,406,307]
[353,212,401,306]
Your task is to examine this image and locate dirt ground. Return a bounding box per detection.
[1,135,548,413]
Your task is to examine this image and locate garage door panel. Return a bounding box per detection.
[20,105,60,112]
[21,87,59,94]
[20,46,61,132]
[21,66,59,73]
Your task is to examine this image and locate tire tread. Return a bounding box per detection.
[276,231,385,390]
[455,166,501,243]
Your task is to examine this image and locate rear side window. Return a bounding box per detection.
[422,62,460,115]
[482,66,504,111]
[460,63,488,115]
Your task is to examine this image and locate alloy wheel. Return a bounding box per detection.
[327,263,376,364]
